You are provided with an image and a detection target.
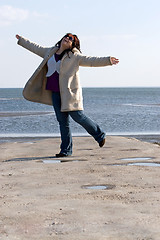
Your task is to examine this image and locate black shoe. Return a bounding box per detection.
[55,153,68,158]
[99,138,105,147]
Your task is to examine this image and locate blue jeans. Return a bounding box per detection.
[52,92,105,155]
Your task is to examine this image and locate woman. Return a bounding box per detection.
[16,33,119,157]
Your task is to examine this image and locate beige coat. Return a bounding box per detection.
[18,36,112,112]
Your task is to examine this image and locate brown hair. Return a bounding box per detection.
[55,33,81,54]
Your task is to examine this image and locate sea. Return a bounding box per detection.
[1,87,160,143]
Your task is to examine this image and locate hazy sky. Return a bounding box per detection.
[0,0,160,88]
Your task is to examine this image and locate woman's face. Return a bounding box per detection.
[61,34,74,50]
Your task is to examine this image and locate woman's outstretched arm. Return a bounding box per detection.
[77,53,119,67]
[15,34,51,58]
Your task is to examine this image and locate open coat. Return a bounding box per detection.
[18,36,112,112]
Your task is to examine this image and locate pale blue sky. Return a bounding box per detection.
[0,0,160,87]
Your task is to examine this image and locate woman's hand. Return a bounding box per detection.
[110,57,119,65]
[16,34,20,39]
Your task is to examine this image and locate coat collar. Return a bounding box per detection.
[47,46,80,60]
[62,48,80,59]
[47,46,59,59]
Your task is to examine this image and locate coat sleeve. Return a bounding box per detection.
[17,36,51,58]
[76,53,112,67]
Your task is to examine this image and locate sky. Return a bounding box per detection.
[0,0,160,88]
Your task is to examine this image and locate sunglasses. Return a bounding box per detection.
[64,35,74,42]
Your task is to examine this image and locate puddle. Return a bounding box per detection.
[82,184,115,190]
[115,157,160,167]
[128,162,160,167]
[43,160,61,163]
[113,162,160,167]
[42,159,87,163]
[120,157,153,161]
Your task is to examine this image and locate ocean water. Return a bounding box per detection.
[0,88,160,140]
